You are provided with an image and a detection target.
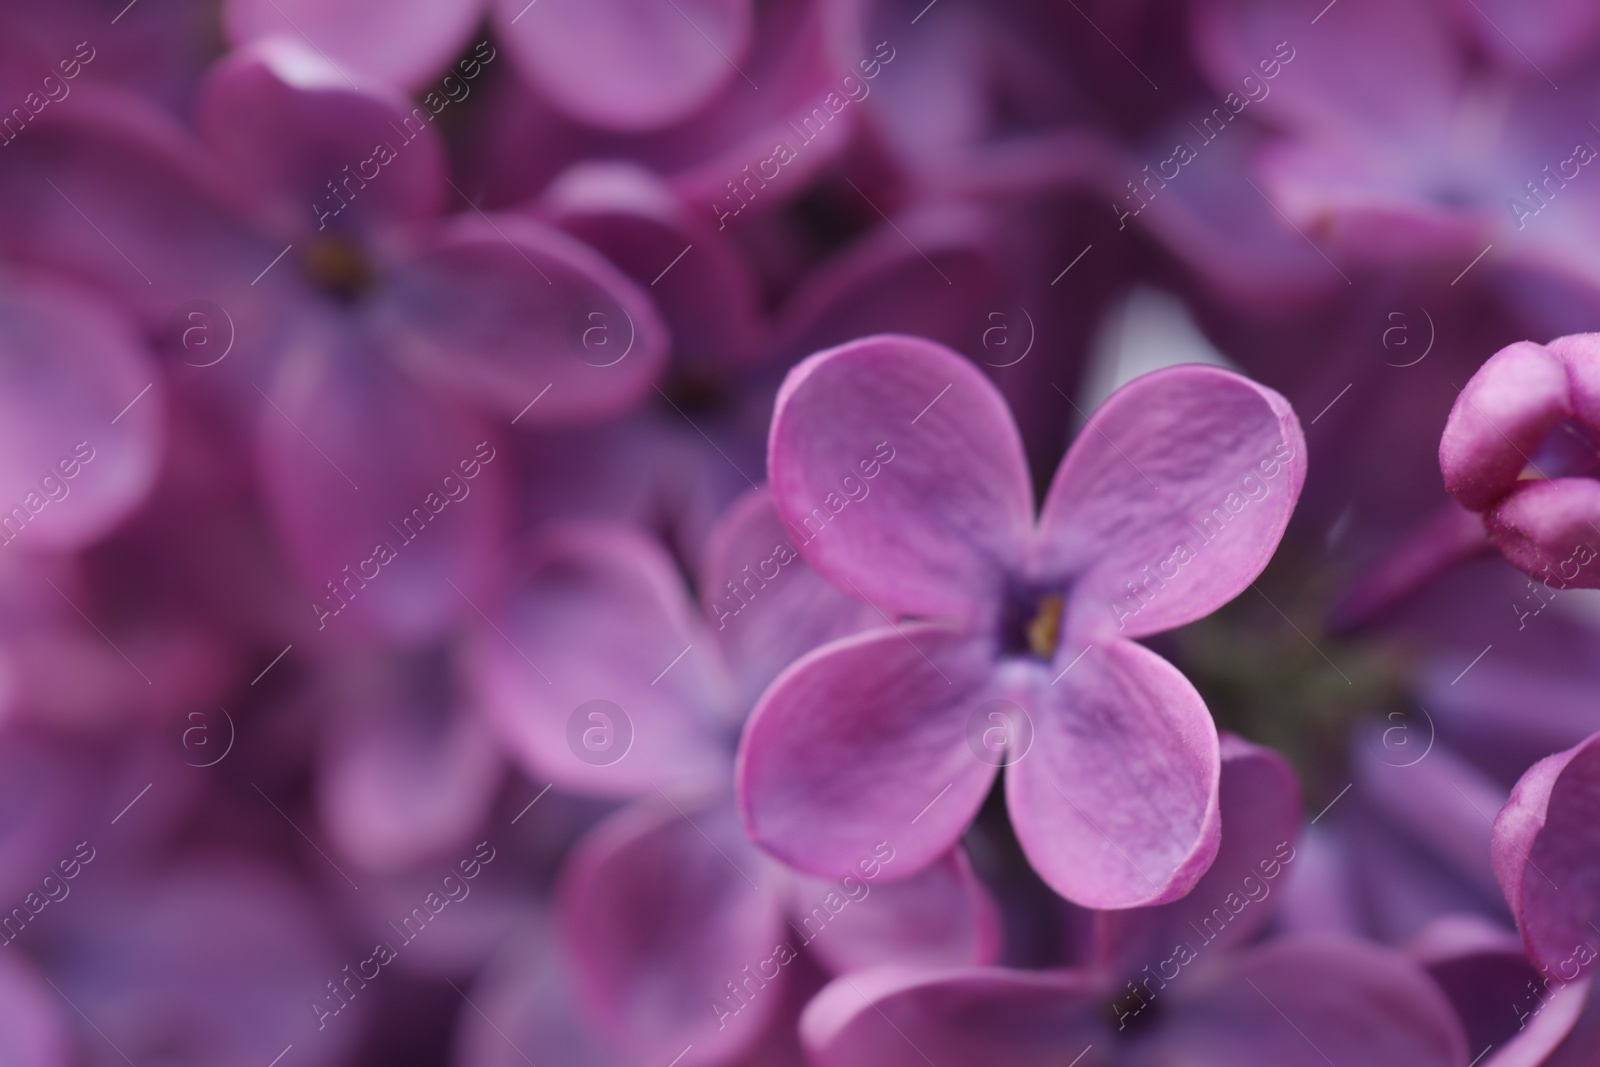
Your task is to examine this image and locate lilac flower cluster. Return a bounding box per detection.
[2,1,1600,1065]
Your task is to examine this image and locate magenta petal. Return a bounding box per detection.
[474,523,734,798]
[1152,935,1468,1066]
[1494,731,1600,980]
[1485,479,1600,590]
[537,161,767,373]
[800,966,1099,1067]
[1005,639,1220,908]
[558,794,784,1066]
[1441,340,1576,512]
[255,322,507,644]
[198,39,447,228]
[0,278,162,552]
[223,0,484,90]
[700,487,876,709]
[318,654,503,873]
[737,624,999,882]
[794,847,1002,975]
[383,213,669,425]
[494,0,753,132]
[1093,734,1300,973]
[0,954,68,1067]
[767,335,1033,622]
[1036,364,1305,642]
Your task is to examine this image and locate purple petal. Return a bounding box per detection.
[1485,479,1600,591]
[801,966,1098,1067]
[255,321,508,645]
[494,0,753,131]
[198,39,448,229]
[737,624,1000,882]
[380,212,669,425]
[1092,734,1299,973]
[1005,639,1220,908]
[0,278,162,552]
[1494,731,1600,980]
[1035,364,1305,642]
[700,487,877,710]
[472,522,734,798]
[0,953,68,1067]
[767,335,1033,622]
[558,793,784,1066]
[1151,935,1468,1067]
[223,0,484,90]
[792,847,1002,975]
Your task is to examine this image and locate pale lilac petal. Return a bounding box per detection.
[255,320,508,645]
[0,278,162,552]
[1149,935,1468,1067]
[1441,340,1576,512]
[197,38,447,230]
[700,487,876,710]
[537,161,767,373]
[382,212,669,425]
[494,0,753,131]
[223,0,484,90]
[793,848,1002,975]
[318,652,504,874]
[737,624,1000,882]
[800,966,1099,1067]
[0,954,68,1067]
[558,794,784,1066]
[1005,640,1220,909]
[1036,364,1305,642]
[1093,734,1299,973]
[1436,0,1600,76]
[1493,731,1600,979]
[767,335,1033,622]
[473,523,734,798]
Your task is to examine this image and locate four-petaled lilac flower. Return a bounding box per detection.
[1441,334,1600,589]
[737,334,1307,908]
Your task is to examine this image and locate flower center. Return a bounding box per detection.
[302,236,373,303]
[999,589,1064,661]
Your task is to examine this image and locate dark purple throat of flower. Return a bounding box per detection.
[999,587,1065,661]
[302,236,374,303]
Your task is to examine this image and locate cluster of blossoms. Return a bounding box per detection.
[2,0,1600,1064]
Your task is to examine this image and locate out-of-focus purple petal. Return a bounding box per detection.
[255,321,507,645]
[0,277,162,551]
[1092,734,1299,973]
[197,39,447,231]
[494,0,753,132]
[700,487,876,711]
[473,523,734,798]
[0,953,69,1067]
[794,847,1002,974]
[737,624,999,883]
[558,793,784,1067]
[1004,639,1220,909]
[381,212,669,425]
[1035,365,1305,642]
[767,335,1033,622]
[223,0,484,90]
[800,966,1100,1067]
